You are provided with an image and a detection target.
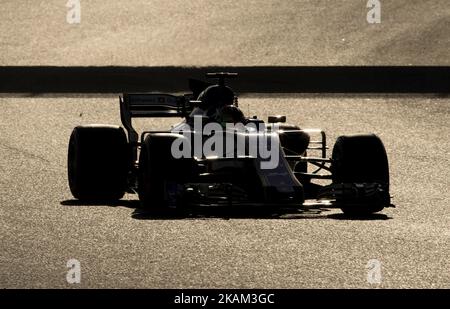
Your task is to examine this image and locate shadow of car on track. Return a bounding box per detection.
[60,200,392,221]
[61,199,138,209]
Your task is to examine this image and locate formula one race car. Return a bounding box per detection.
[67,73,392,215]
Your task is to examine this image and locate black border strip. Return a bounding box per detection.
[0,66,449,94]
[0,289,448,307]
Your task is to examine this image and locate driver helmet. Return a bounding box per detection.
[197,85,235,109]
[218,105,245,124]
[205,104,245,126]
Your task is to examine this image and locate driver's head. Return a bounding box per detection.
[219,105,245,124]
[197,85,235,108]
[207,104,245,126]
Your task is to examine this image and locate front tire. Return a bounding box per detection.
[138,133,194,210]
[331,134,390,215]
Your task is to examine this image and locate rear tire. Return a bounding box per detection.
[331,134,390,215]
[68,125,130,201]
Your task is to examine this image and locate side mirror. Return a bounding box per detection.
[268,115,286,123]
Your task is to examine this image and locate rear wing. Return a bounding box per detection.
[120,93,194,149]
[120,93,193,118]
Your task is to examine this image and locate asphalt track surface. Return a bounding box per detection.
[1,0,449,289]
[0,94,449,288]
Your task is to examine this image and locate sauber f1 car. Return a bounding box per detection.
[68,73,392,216]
